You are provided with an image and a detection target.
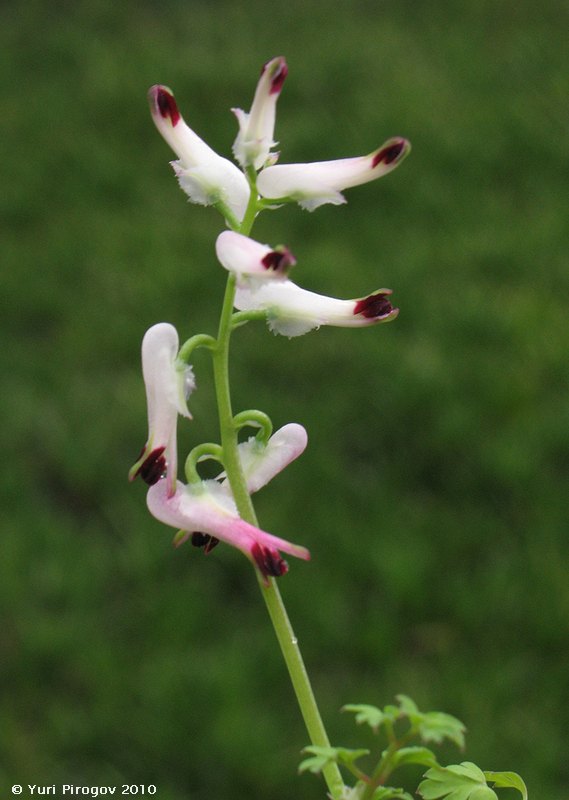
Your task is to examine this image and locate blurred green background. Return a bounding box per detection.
[2,0,568,797]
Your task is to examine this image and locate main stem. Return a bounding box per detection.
[210,200,344,800]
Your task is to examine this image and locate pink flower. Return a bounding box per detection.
[147,423,309,582]
[129,323,194,497]
[147,478,310,584]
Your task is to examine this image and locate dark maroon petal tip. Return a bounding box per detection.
[260,57,288,95]
[133,446,166,485]
[270,60,288,95]
[261,246,296,274]
[353,291,396,320]
[251,543,289,579]
[371,139,407,169]
[191,532,220,553]
[153,86,181,126]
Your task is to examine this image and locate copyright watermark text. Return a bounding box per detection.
[11,786,157,798]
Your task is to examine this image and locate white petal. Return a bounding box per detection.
[215,231,294,279]
[234,281,353,337]
[232,57,287,170]
[148,85,250,221]
[141,323,182,442]
[257,138,410,208]
[234,280,397,337]
[237,423,308,493]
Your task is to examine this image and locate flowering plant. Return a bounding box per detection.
[130,57,527,799]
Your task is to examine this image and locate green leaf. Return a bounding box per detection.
[371,787,414,800]
[484,771,528,800]
[418,711,466,749]
[342,704,389,733]
[298,745,370,775]
[418,762,498,800]
[396,694,420,716]
[394,695,466,749]
[390,746,439,770]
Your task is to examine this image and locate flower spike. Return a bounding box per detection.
[129,323,194,497]
[257,137,411,210]
[216,231,296,280]
[148,85,250,222]
[232,56,288,170]
[147,479,310,584]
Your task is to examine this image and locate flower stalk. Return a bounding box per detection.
[211,183,345,799]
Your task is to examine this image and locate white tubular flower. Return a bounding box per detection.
[215,230,296,280]
[147,479,310,583]
[233,279,399,337]
[148,85,250,222]
[232,56,288,170]
[257,137,411,210]
[129,323,194,497]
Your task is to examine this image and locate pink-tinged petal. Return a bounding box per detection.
[129,323,194,497]
[147,479,309,582]
[257,137,411,210]
[234,279,398,337]
[215,231,295,280]
[232,56,287,170]
[148,85,250,221]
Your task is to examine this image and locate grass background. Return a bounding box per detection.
[2,0,568,797]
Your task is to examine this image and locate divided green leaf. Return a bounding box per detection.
[342,703,395,733]
[418,762,498,800]
[390,746,439,770]
[395,695,466,749]
[298,745,370,775]
[418,711,466,749]
[484,771,528,800]
[396,694,420,716]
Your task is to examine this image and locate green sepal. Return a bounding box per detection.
[299,745,370,776]
[418,762,499,800]
[396,695,466,749]
[213,199,241,231]
[484,771,528,800]
[231,309,268,329]
[172,529,190,549]
[257,195,297,210]
[389,746,439,771]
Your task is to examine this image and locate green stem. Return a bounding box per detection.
[209,188,345,800]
